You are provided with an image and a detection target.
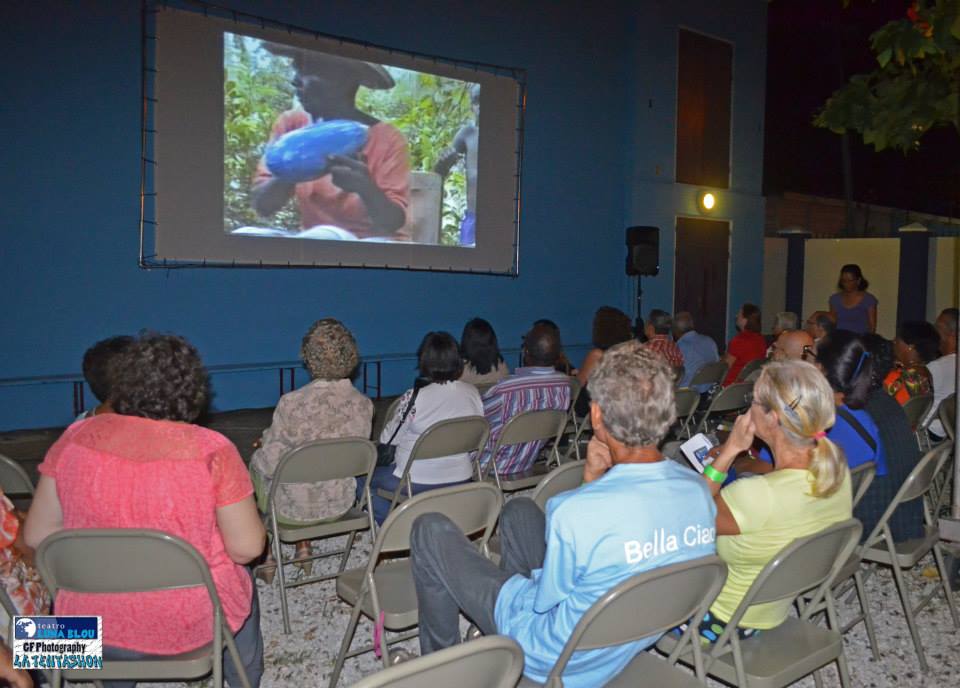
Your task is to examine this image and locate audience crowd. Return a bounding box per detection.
[4,291,957,687]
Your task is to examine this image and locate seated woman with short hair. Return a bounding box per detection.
[459,317,509,386]
[701,360,852,641]
[25,333,266,687]
[364,331,483,524]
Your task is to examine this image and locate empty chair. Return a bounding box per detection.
[476,408,567,491]
[35,529,252,688]
[376,416,490,517]
[351,635,524,688]
[672,388,700,440]
[517,556,727,687]
[688,360,729,390]
[328,482,503,687]
[857,441,959,671]
[657,519,862,688]
[697,382,753,434]
[0,453,34,497]
[260,437,378,634]
[531,460,584,510]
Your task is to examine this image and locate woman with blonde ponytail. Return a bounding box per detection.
[692,360,852,643]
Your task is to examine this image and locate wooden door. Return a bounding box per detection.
[674,217,730,350]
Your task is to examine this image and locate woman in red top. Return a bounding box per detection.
[25,334,266,687]
[723,304,767,385]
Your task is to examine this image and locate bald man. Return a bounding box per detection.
[770,329,815,362]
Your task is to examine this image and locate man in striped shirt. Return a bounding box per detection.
[478,324,572,475]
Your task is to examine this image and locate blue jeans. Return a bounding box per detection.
[359,464,470,525]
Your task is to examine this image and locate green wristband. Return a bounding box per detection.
[703,464,727,484]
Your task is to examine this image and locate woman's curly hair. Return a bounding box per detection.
[301,319,360,380]
[110,333,210,422]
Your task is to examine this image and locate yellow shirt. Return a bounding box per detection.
[712,468,852,629]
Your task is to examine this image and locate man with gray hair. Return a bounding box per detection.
[673,311,719,392]
[772,311,799,337]
[644,309,684,373]
[409,342,717,687]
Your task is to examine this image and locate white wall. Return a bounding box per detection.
[762,237,788,332]
[803,238,900,339]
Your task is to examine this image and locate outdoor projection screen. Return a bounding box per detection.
[151,6,523,273]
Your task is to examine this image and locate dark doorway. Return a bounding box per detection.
[674,217,730,350]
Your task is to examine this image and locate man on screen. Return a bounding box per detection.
[434,83,479,246]
[251,43,411,239]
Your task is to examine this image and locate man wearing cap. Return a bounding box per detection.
[252,44,410,238]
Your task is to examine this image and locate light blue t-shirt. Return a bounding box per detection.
[494,460,717,687]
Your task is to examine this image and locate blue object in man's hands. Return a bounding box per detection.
[265,119,368,183]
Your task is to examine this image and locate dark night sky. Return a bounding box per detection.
[764,0,960,217]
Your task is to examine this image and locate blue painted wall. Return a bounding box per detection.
[0,0,767,430]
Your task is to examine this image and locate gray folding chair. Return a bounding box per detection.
[939,393,956,441]
[531,461,584,510]
[328,482,503,687]
[902,393,934,449]
[477,409,568,492]
[673,387,701,440]
[697,382,753,434]
[735,358,764,383]
[258,437,377,634]
[849,461,876,509]
[35,529,252,688]
[0,453,34,497]
[688,361,729,390]
[857,441,959,671]
[562,412,593,462]
[518,556,727,687]
[351,635,524,688]
[378,416,490,517]
[558,377,584,453]
[657,519,862,688]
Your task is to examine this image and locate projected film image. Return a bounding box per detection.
[224,33,479,247]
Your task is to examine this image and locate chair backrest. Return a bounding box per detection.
[350,635,524,688]
[849,461,876,509]
[531,461,584,510]
[375,482,503,556]
[495,408,567,450]
[0,454,34,497]
[903,394,934,430]
[37,528,218,598]
[940,393,956,440]
[674,388,700,423]
[409,416,490,462]
[268,438,377,506]
[383,396,405,428]
[689,360,728,388]
[705,382,753,414]
[545,557,727,683]
[728,519,861,615]
[735,358,764,383]
[567,377,582,409]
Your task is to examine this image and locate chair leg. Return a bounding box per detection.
[813,669,824,688]
[274,528,292,635]
[889,560,928,672]
[853,569,881,661]
[328,604,363,688]
[339,531,357,573]
[933,544,960,628]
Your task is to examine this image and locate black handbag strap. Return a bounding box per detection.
[835,406,878,453]
[384,385,421,446]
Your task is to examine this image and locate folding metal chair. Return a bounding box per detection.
[902,393,934,450]
[688,361,729,390]
[0,453,34,497]
[518,556,727,687]
[857,441,959,671]
[850,461,876,509]
[350,635,524,688]
[258,437,378,634]
[377,416,490,517]
[735,358,764,383]
[36,529,252,688]
[562,412,593,462]
[939,393,956,442]
[673,387,701,440]
[657,519,862,688]
[476,409,568,492]
[531,460,584,511]
[697,382,753,434]
[328,482,503,687]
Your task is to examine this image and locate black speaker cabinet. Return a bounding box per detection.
[625,226,660,276]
